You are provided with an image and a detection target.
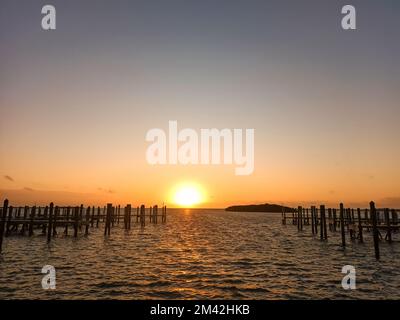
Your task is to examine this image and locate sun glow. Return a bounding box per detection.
[172,183,205,207]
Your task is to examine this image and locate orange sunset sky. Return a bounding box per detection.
[1,1,399,208]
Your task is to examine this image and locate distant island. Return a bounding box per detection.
[225,203,295,213]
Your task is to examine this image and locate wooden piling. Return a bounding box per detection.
[140,205,145,226]
[311,206,315,235]
[64,206,70,235]
[313,206,318,234]
[85,206,90,236]
[41,206,48,234]
[28,206,36,236]
[0,199,9,253]
[320,205,327,240]
[297,206,302,231]
[52,206,59,237]
[300,207,303,230]
[73,206,79,238]
[91,206,95,227]
[384,208,392,243]
[340,203,346,248]
[5,206,13,236]
[47,203,54,243]
[333,208,337,232]
[153,205,158,224]
[95,207,100,228]
[328,208,332,231]
[357,208,363,243]
[127,204,132,229]
[370,201,380,260]
[104,203,112,236]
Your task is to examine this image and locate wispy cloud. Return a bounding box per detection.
[24,187,35,192]
[4,175,14,182]
[98,187,116,194]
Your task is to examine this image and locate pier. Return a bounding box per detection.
[0,199,167,253]
[281,201,399,260]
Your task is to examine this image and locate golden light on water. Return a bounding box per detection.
[171,183,205,207]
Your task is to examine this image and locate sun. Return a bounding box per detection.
[172,183,205,207]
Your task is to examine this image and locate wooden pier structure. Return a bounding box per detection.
[281,201,399,260]
[0,199,167,253]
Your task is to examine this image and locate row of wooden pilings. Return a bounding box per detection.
[0,199,167,253]
[281,201,399,260]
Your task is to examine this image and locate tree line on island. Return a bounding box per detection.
[225,203,295,213]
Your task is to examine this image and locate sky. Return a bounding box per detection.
[1,0,399,208]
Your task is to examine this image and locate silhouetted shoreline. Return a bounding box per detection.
[225,203,295,213]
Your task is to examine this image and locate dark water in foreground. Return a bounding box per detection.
[0,209,399,299]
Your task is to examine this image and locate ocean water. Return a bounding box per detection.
[0,209,399,299]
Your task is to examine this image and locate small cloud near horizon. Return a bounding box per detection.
[98,187,115,194]
[24,187,35,192]
[4,175,14,182]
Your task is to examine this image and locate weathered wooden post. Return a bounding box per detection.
[85,206,91,236]
[47,203,54,243]
[123,206,128,229]
[153,205,158,224]
[111,206,115,227]
[340,203,346,248]
[64,206,70,235]
[140,205,145,226]
[370,201,380,260]
[52,206,59,237]
[0,199,9,253]
[333,208,337,232]
[104,203,112,236]
[73,206,79,237]
[300,207,303,230]
[96,207,100,228]
[320,205,327,240]
[357,208,363,243]
[313,206,318,234]
[297,206,302,231]
[42,206,48,235]
[91,206,95,227]
[5,206,13,236]
[311,206,315,235]
[79,205,83,229]
[127,204,132,229]
[149,206,152,223]
[384,208,392,243]
[29,206,36,236]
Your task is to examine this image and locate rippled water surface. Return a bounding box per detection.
[0,209,399,299]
